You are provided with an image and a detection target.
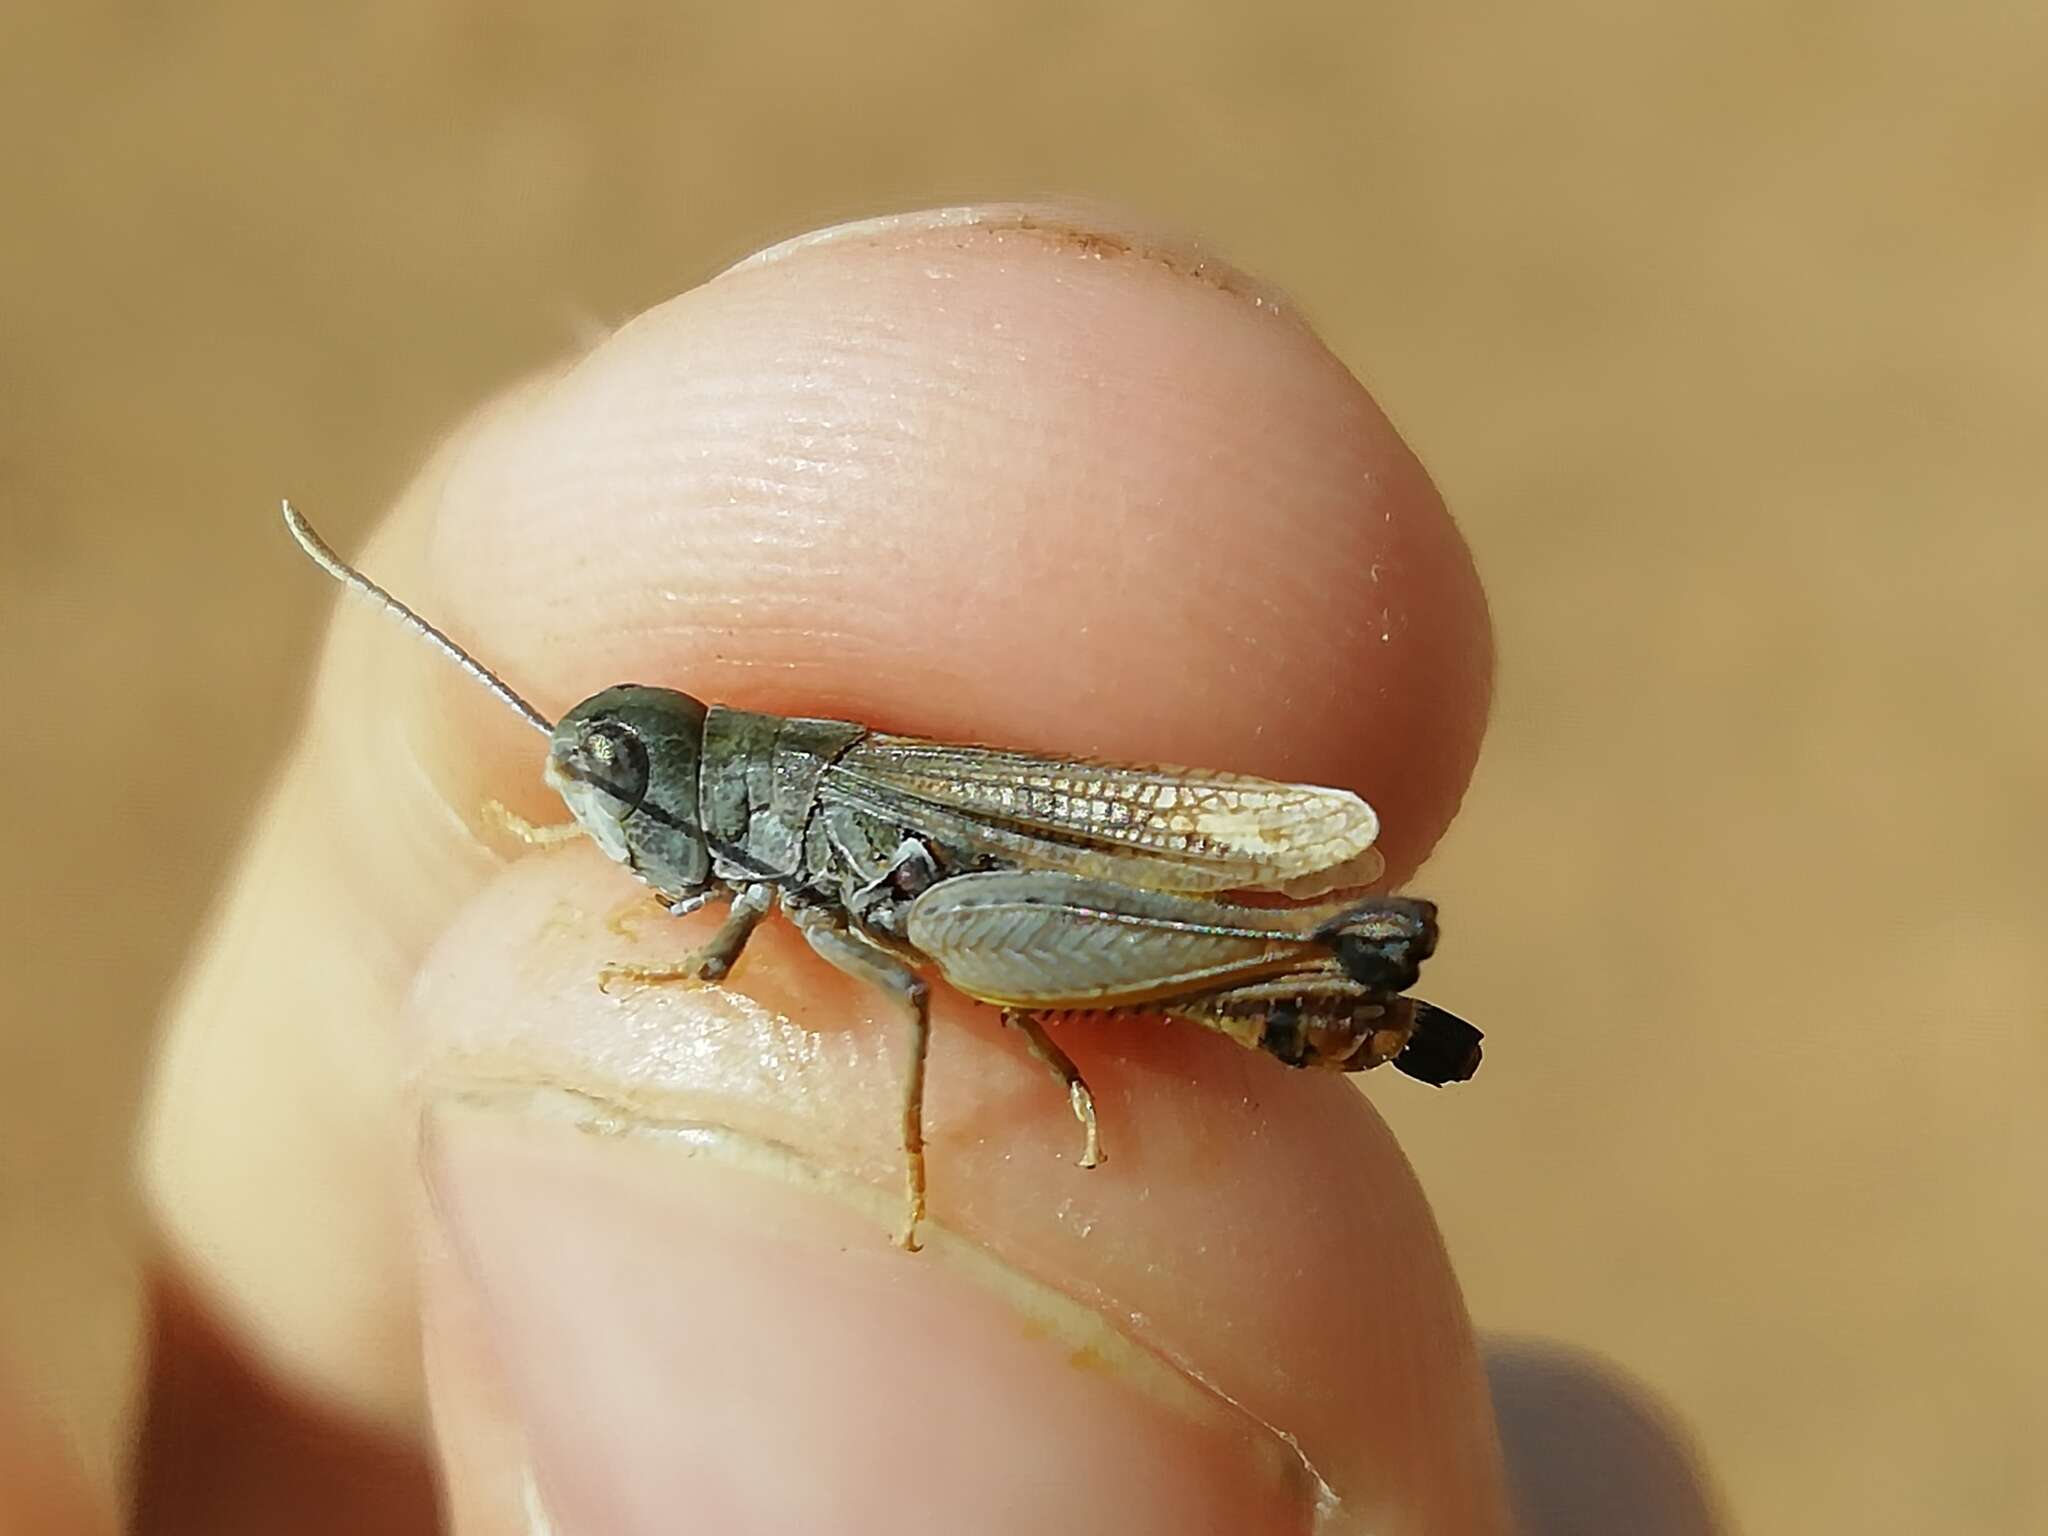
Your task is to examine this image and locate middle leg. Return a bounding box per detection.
[785,902,933,1252]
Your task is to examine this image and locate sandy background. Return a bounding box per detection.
[2,4,2042,1530]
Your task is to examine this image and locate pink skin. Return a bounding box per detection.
[140,207,1505,1534]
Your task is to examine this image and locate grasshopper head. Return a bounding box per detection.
[546,685,713,899]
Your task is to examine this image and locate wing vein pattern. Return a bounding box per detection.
[823,736,1379,893]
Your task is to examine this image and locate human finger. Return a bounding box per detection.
[139,204,1498,1534]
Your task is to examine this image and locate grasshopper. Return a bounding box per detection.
[285,502,1480,1249]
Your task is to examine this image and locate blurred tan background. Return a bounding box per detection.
[3,3,2042,1530]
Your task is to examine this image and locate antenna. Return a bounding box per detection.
[281,500,555,737]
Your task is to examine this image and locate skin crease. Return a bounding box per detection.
[136,207,1512,1534]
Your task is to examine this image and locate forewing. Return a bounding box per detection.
[823,735,1380,893]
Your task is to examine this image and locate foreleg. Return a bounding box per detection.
[598,883,772,992]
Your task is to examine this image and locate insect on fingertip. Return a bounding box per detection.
[283,492,1487,1252]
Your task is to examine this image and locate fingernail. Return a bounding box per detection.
[717,201,1298,315]
[422,1098,1324,1536]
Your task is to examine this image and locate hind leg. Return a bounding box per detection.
[1001,1011,1103,1168]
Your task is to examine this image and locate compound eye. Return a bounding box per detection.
[576,719,651,808]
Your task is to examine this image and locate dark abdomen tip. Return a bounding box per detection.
[1395,1001,1484,1085]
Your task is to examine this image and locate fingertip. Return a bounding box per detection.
[420,1111,1327,1536]
[417,206,1492,876]
[410,847,1511,1533]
